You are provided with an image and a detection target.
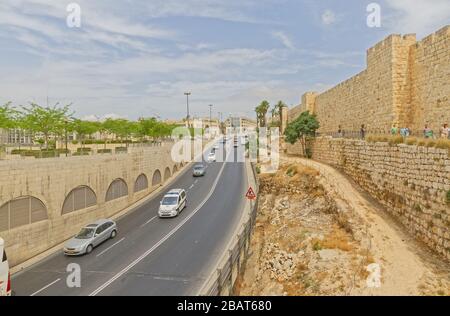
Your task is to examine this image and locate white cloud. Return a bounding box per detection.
[383,0,450,37]
[321,9,336,25]
[271,31,295,49]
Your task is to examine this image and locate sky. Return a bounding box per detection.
[0,0,449,121]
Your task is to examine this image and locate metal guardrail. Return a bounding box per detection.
[200,162,259,296]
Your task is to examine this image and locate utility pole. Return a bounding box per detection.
[64,118,68,157]
[184,92,191,128]
[208,104,213,128]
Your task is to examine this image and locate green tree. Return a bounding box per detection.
[0,102,19,147]
[21,103,73,149]
[0,102,17,129]
[71,119,99,148]
[284,111,320,157]
[274,101,286,120]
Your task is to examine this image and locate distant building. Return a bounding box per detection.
[0,128,32,145]
[225,117,257,133]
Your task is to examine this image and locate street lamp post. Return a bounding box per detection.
[64,118,68,157]
[208,104,213,128]
[184,92,191,128]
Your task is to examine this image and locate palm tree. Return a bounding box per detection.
[255,100,270,127]
[274,101,286,122]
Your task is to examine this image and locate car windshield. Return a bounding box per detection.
[194,166,204,170]
[75,228,95,239]
[162,196,178,205]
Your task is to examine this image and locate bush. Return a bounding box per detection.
[56,148,70,154]
[82,139,94,145]
[405,137,417,145]
[73,151,89,156]
[11,149,27,155]
[77,147,92,152]
[388,135,404,146]
[425,140,436,147]
[435,139,450,150]
[115,147,128,153]
[97,149,112,154]
[72,140,79,145]
[286,166,297,177]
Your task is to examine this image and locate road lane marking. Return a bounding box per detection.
[96,238,125,257]
[30,278,61,296]
[194,180,198,184]
[140,216,157,228]
[189,184,194,190]
[89,151,231,296]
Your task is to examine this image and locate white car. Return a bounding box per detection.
[0,238,11,296]
[158,189,187,218]
[207,152,216,162]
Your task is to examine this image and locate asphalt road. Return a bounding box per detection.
[11,140,248,296]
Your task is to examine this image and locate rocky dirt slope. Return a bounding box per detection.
[236,159,450,296]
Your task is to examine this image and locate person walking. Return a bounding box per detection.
[391,124,399,135]
[423,124,433,139]
[400,127,410,137]
[337,125,343,138]
[360,124,366,140]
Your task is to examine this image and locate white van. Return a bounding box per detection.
[0,238,11,296]
[158,189,187,218]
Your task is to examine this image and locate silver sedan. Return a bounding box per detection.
[63,219,117,256]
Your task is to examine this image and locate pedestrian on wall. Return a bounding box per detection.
[360,124,366,140]
[337,125,343,138]
[440,123,449,139]
[391,124,399,135]
[423,124,434,139]
[400,127,410,137]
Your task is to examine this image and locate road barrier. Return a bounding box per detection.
[199,161,259,296]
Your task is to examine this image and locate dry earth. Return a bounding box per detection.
[236,157,450,296]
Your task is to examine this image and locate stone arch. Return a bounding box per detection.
[62,185,97,215]
[164,167,171,181]
[0,196,48,232]
[173,164,178,174]
[152,169,162,186]
[105,178,128,202]
[134,174,148,193]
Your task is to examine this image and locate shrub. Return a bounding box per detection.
[435,139,450,150]
[417,139,426,146]
[405,137,417,145]
[97,149,112,154]
[56,148,70,154]
[77,147,92,152]
[425,140,436,147]
[73,151,89,156]
[11,149,27,155]
[388,135,404,146]
[115,147,128,153]
[82,139,94,145]
[286,166,296,177]
[72,140,79,145]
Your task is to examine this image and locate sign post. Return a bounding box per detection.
[245,186,257,216]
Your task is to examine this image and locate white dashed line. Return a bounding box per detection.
[140,216,157,228]
[96,238,125,257]
[30,278,61,296]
